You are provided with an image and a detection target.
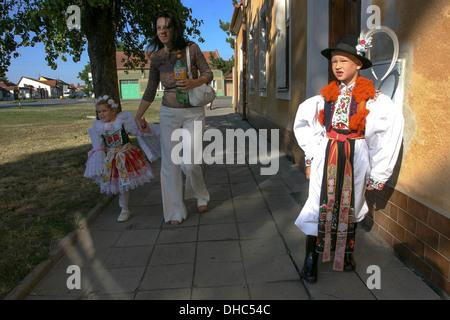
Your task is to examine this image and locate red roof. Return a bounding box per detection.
[0,81,17,91]
[202,50,220,65]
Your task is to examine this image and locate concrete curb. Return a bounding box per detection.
[4,194,116,300]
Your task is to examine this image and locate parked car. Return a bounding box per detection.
[73,91,87,98]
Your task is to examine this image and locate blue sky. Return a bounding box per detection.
[5,0,235,86]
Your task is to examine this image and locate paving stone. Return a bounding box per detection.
[18,104,442,301]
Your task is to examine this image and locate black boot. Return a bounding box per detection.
[344,223,357,271]
[343,253,356,271]
[300,235,319,283]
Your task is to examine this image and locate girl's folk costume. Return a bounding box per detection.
[84,109,161,195]
[293,35,404,281]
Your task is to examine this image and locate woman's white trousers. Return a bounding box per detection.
[159,105,210,222]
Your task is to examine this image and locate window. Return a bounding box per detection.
[276,0,291,100]
[121,80,138,84]
[248,23,255,95]
[259,4,267,97]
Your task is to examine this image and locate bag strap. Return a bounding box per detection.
[186,46,193,79]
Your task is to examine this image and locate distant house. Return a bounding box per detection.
[0,81,17,101]
[202,49,227,97]
[16,77,50,99]
[38,76,72,98]
[16,76,71,99]
[73,84,88,98]
[116,50,226,100]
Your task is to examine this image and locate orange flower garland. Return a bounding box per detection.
[319,77,376,134]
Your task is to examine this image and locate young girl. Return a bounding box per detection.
[84,95,161,222]
[293,35,404,282]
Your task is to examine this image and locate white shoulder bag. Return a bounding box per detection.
[186,46,216,107]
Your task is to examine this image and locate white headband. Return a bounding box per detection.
[95,95,119,109]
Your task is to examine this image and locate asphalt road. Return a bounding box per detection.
[0,98,92,108]
[0,96,233,109]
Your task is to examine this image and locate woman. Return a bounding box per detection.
[135,10,212,225]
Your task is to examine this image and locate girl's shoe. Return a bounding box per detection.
[117,210,131,222]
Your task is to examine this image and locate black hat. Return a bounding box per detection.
[321,34,372,70]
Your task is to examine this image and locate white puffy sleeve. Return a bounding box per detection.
[365,93,404,190]
[120,110,161,162]
[121,110,140,136]
[84,126,106,179]
[293,95,326,166]
[137,123,161,162]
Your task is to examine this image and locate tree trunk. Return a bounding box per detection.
[82,3,121,115]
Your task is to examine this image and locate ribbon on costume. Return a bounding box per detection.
[322,130,364,271]
[87,146,105,159]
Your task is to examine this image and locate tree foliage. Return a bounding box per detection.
[209,52,234,76]
[0,0,204,108]
[219,19,234,50]
[210,7,236,76]
[77,61,92,93]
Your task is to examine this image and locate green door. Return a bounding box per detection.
[120,80,140,99]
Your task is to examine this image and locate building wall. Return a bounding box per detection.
[232,0,449,295]
[242,0,308,165]
[361,0,450,295]
[372,0,449,215]
[117,65,224,100]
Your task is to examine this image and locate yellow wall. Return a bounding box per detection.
[374,0,450,215]
[234,0,449,214]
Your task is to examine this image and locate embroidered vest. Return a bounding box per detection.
[101,125,130,148]
[323,98,360,134]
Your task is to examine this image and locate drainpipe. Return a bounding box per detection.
[229,35,237,109]
[241,5,248,120]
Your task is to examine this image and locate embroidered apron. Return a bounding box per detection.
[316,98,364,271]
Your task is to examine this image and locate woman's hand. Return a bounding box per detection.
[305,166,311,180]
[135,117,148,131]
[176,76,207,93]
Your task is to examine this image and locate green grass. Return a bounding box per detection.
[0,99,161,299]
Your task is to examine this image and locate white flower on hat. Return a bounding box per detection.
[356,37,372,56]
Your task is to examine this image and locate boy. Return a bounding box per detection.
[293,34,404,282]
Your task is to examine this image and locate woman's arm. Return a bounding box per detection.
[135,99,152,131]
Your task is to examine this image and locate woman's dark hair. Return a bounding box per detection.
[146,10,189,55]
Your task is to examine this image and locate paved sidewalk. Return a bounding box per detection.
[14,100,442,300]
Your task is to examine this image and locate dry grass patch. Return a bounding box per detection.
[0,100,160,298]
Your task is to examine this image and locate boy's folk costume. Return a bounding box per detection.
[293,35,404,282]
